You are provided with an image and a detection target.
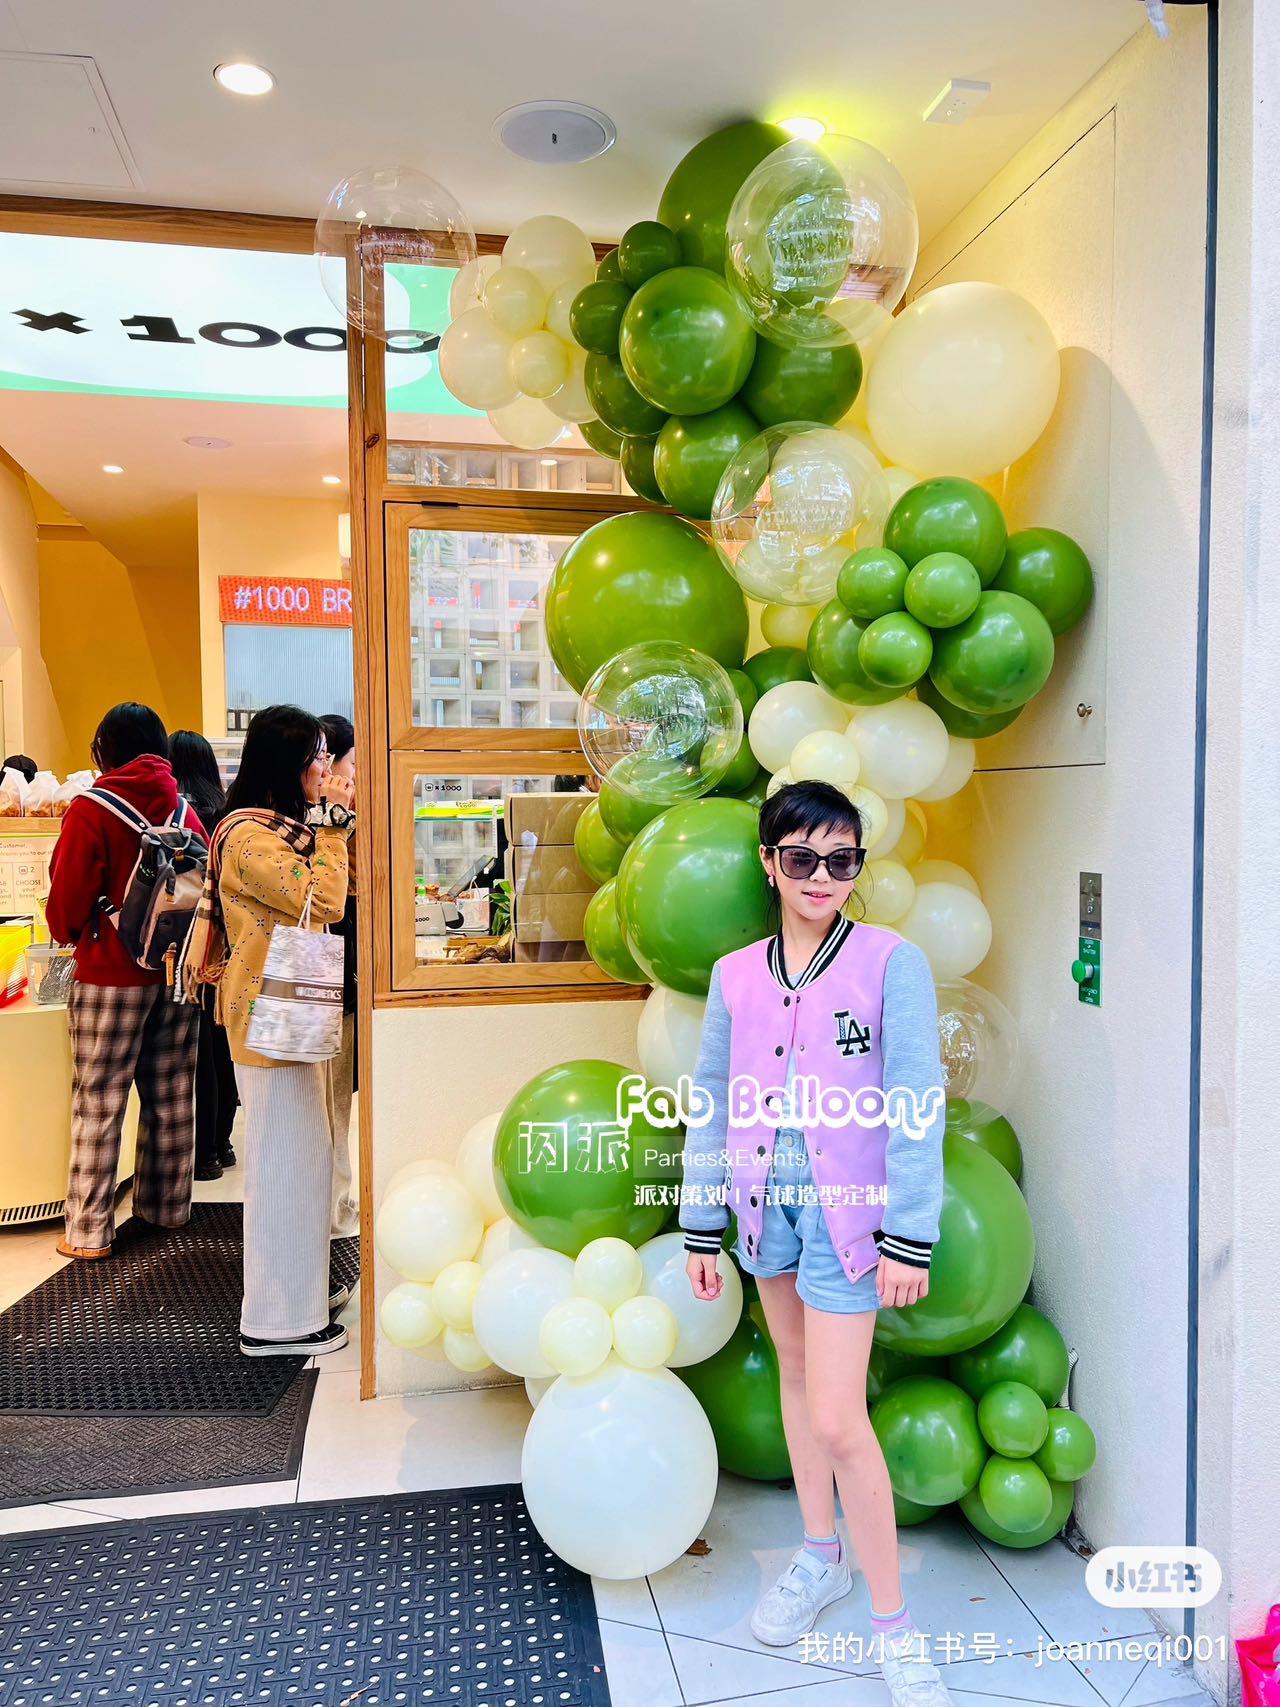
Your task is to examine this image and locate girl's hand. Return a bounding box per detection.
[686,1253,723,1301]
[323,772,355,811]
[876,1255,930,1310]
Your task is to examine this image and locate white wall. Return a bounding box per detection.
[913,12,1206,1561]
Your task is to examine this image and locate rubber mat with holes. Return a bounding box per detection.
[0,1484,612,1707]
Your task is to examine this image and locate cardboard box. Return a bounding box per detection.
[512,846,593,894]
[504,791,590,849]
[514,892,592,943]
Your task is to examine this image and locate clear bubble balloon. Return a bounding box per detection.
[935,977,1020,1113]
[713,424,888,606]
[726,135,918,349]
[578,642,743,803]
[316,165,477,338]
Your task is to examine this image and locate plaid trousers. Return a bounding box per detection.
[65,980,199,1247]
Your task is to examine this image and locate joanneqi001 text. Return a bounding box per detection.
[616,1074,945,1144]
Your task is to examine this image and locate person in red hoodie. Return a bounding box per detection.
[46,702,208,1260]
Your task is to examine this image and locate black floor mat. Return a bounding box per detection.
[0,1204,360,1416]
[0,1484,612,1707]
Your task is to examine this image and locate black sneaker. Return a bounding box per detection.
[193,1161,223,1182]
[240,1321,349,1358]
[218,1144,237,1168]
[328,1282,351,1312]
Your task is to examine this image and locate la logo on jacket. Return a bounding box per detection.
[833,1010,874,1058]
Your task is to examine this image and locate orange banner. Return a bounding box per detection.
[219,574,353,628]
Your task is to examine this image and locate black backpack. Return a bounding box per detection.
[87,788,208,975]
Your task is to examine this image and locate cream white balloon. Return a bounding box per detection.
[866,794,905,860]
[574,1237,643,1310]
[637,1232,743,1367]
[611,1295,679,1369]
[544,279,580,342]
[765,764,795,798]
[382,1157,453,1199]
[471,1246,575,1376]
[843,784,889,856]
[545,347,594,422]
[749,682,848,774]
[487,394,563,450]
[912,858,981,896]
[636,986,707,1091]
[849,701,950,799]
[525,1374,555,1408]
[855,858,916,925]
[456,1112,505,1224]
[510,330,570,399]
[891,800,928,867]
[479,1216,541,1268]
[449,254,500,320]
[900,881,993,978]
[858,465,920,548]
[443,1326,493,1372]
[760,601,822,649]
[374,1172,484,1282]
[788,729,861,788]
[503,215,597,291]
[379,1281,443,1349]
[483,265,549,337]
[437,306,518,410]
[913,736,977,802]
[538,1296,614,1378]
[433,1259,483,1330]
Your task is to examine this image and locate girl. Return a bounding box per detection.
[681,779,953,1707]
[317,713,360,1241]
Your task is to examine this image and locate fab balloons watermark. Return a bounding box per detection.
[615,1072,944,1142]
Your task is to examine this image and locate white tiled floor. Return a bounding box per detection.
[1,1141,1216,1707]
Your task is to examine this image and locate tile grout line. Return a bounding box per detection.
[644,1573,689,1706]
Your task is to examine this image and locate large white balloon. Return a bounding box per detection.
[471,1246,575,1376]
[525,1374,555,1409]
[637,1232,742,1368]
[637,986,707,1091]
[900,881,993,978]
[449,254,501,321]
[849,701,949,799]
[437,307,518,411]
[479,1216,541,1268]
[521,1359,719,1578]
[483,265,548,337]
[866,794,905,861]
[502,215,597,292]
[456,1113,505,1225]
[788,729,860,788]
[374,1173,484,1282]
[855,858,915,925]
[891,800,928,867]
[843,784,889,856]
[749,681,848,774]
[382,1157,453,1199]
[487,394,564,450]
[912,859,980,896]
[913,736,976,802]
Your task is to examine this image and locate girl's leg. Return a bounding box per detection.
[236,1062,331,1340]
[754,1273,838,1537]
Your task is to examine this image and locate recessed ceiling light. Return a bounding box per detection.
[322,474,343,486]
[184,435,232,450]
[213,61,275,97]
[102,464,124,474]
[540,458,558,467]
[779,116,826,142]
[494,100,616,165]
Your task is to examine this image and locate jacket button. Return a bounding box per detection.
[757,1145,766,1157]
[750,1195,758,1208]
[783,995,791,1006]
[774,1045,784,1056]
[799,1043,806,1052]
[815,1148,823,1157]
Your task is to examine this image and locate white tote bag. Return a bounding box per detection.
[246,885,344,1064]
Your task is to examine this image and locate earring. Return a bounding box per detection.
[767,873,775,887]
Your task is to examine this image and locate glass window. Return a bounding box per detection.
[388,441,624,495]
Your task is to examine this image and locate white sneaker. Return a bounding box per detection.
[879,1628,954,1705]
[749,1546,852,1647]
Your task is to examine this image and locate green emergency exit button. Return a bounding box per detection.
[1073,935,1101,1005]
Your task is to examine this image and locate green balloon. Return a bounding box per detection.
[858,612,933,689]
[837,548,910,620]
[655,402,759,520]
[885,479,1009,583]
[867,1344,934,1405]
[726,666,759,720]
[598,780,667,845]
[573,797,625,884]
[615,797,772,996]
[961,1475,1073,1549]
[618,220,682,288]
[946,1098,1023,1181]
[570,281,633,356]
[978,1455,1054,1535]
[580,416,623,460]
[584,353,668,438]
[712,668,764,794]
[742,646,812,695]
[596,248,624,282]
[905,553,984,629]
[584,880,647,983]
[993,528,1095,636]
[620,267,756,416]
[808,600,903,706]
[949,1304,1071,1408]
[741,335,863,427]
[658,120,791,271]
[677,1299,791,1479]
[729,767,769,806]
[1034,1408,1098,1482]
[978,1381,1049,1458]
[930,592,1055,715]
[893,1491,944,1527]
[545,511,747,692]
[494,1059,672,1255]
[915,673,1023,740]
[876,1135,1035,1356]
[621,433,665,504]
[871,1375,986,1505]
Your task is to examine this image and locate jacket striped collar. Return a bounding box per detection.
[767,915,855,992]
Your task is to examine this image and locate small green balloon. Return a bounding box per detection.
[677,1299,791,1479]
[978,1381,1050,1458]
[726,666,759,720]
[949,1304,1071,1408]
[713,735,763,794]
[570,281,633,356]
[618,220,682,288]
[885,479,1009,583]
[620,267,756,416]
[742,646,812,695]
[584,353,669,438]
[728,767,769,806]
[596,248,624,283]
[658,119,791,271]
[915,673,1023,740]
[580,416,623,460]
[893,1491,943,1527]
[993,528,1095,636]
[871,1375,985,1506]
[741,335,863,427]
[621,433,665,504]
[1034,1409,1098,1482]
[573,797,625,884]
[930,592,1055,716]
[584,880,647,983]
[655,401,759,520]
[867,1344,934,1405]
[978,1455,1054,1535]
[961,1475,1073,1549]
[598,780,667,845]
[808,600,903,706]
[946,1098,1023,1181]
[905,553,984,629]
[837,548,911,620]
[858,611,933,689]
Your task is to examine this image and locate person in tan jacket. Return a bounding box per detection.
[217,705,354,1358]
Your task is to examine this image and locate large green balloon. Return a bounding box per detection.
[655,402,759,520]
[658,120,791,271]
[584,880,647,984]
[615,797,772,996]
[743,646,812,695]
[929,592,1055,715]
[858,612,932,689]
[838,548,910,620]
[905,553,983,629]
[808,600,903,706]
[915,673,1023,740]
[994,528,1094,636]
[871,1375,985,1505]
[545,511,747,692]
[867,1344,934,1405]
[618,220,682,288]
[961,1475,1073,1549]
[977,1381,1049,1457]
[875,1135,1035,1356]
[948,1304,1070,1408]
[893,1491,944,1527]
[620,433,665,504]
[1034,1408,1098,1482]
[729,768,769,806]
[493,1059,672,1255]
[584,353,668,438]
[741,336,863,427]
[885,479,1009,583]
[946,1098,1023,1181]
[598,781,667,846]
[580,416,623,460]
[573,797,625,884]
[570,281,633,356]
[978,1455,1054,1534]
[677,1299,791,1479]
[714,733,763,794]
[620,268,757,416]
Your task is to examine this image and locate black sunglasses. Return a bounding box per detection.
[765,843,866,883]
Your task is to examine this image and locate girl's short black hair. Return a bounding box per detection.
[318,714,355,764]
[759,779,863,847]
[224,704,324,823]
[169,730,227,830]
[91,702,170,773]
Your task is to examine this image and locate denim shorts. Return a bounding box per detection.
[732,1127,881,1315]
